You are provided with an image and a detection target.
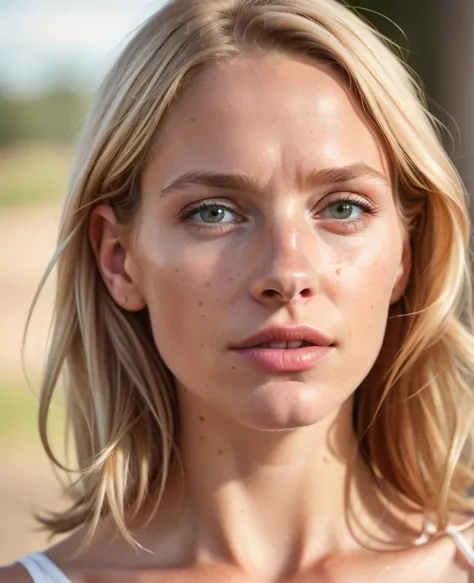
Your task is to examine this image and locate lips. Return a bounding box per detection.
[233,325,333,350]
[231,325,335,373]
[254,340,313,349]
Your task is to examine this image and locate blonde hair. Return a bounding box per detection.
[29,0,474,544]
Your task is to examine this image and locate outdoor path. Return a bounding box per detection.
[0,203,61,378]
[0,203,63,563]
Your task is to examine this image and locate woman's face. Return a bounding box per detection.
[130,55,410,430]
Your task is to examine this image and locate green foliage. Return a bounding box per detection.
[0,380,64,445]
[0,145,73,207]
[0,85,89,147]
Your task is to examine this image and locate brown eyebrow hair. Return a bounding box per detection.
[158,162,391,197]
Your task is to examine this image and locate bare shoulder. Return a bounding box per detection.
[0,564,32,583]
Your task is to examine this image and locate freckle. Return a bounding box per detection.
[205,281,211,287]
[216,298,221,303]
[217,449,224,455]
[322,456,330,463]
[198,301,203,306]
[189,116,197,122]
[335,268,341,276]
[200,343,204,348]
[205,385,209,389]
[201,314,206,318]
[174,267,179,273]
[199,435,204,441]
[199,415,205,421]
[370,304,374,310]
[231,366,236,370]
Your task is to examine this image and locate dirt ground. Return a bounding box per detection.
[0,203,63,564]
[0,203,60,378]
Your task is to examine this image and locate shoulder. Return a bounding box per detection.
[0,564,32,583]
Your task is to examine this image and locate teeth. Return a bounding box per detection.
[266,341,288,349]
[258,340,306,349]
[287,340,304,349]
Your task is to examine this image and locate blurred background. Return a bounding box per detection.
[0,0,473,564]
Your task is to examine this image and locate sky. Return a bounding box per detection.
[0,0,166,95]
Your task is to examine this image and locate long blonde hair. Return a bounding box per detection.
[29,0,474,544]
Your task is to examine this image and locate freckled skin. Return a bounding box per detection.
[135,55,409,432]
[26,54,471,583]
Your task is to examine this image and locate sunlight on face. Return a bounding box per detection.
[135,55,408,430]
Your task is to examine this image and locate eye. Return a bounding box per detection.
[323,201,366,220]
[192,204,235,223]
[183,203,238,224]
[178,202,244,229]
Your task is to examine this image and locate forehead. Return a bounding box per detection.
[149,55,390,186]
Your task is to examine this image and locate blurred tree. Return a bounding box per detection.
[0,84,88,147]
[349,0,474,211]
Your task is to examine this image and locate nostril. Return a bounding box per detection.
[262,289,280,298]
[300,288,312,298]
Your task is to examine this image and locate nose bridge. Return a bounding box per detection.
[267,213,313,274]
[250,211,319,305]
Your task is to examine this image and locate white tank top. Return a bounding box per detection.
[16,553,71,583]
[15,519,474,582]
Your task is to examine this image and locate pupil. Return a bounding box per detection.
[202,206,225,223]
[331,202,352,219]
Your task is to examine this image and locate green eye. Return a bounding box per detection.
[190,204,236,224]
[325,201,364,220]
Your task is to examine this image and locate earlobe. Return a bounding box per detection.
[89,204,146,311]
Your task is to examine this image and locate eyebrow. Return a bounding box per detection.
[158,162,391,197]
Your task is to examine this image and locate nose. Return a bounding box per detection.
[249,227,318,308]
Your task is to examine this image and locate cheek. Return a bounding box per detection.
[135,236,236,370]
[333,237,401,355]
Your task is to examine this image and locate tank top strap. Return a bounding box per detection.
[16,552,72,583]
[414,516,474,567]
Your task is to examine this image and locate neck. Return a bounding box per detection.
[142,390,420,581]
[162,390,374,579]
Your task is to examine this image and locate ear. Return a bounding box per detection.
[390,234,412,305]
[89,204,146,311]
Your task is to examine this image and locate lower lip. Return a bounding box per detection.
[232,345,335,373]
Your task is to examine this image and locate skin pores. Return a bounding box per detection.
[132,55,409,431]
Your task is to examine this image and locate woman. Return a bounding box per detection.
[2,0,474,580]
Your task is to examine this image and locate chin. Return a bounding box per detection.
[240,379,342,431]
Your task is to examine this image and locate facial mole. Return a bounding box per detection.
[198,301,203,306]
[199,415,205,422]
[199,435,204,441]
[205,281,211,287]
[217,449,224,455]
[231,366,236,370]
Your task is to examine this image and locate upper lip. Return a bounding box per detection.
[232,324,334,349]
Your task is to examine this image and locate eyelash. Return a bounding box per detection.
[316,193,377,231]
[178,194,378,233]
